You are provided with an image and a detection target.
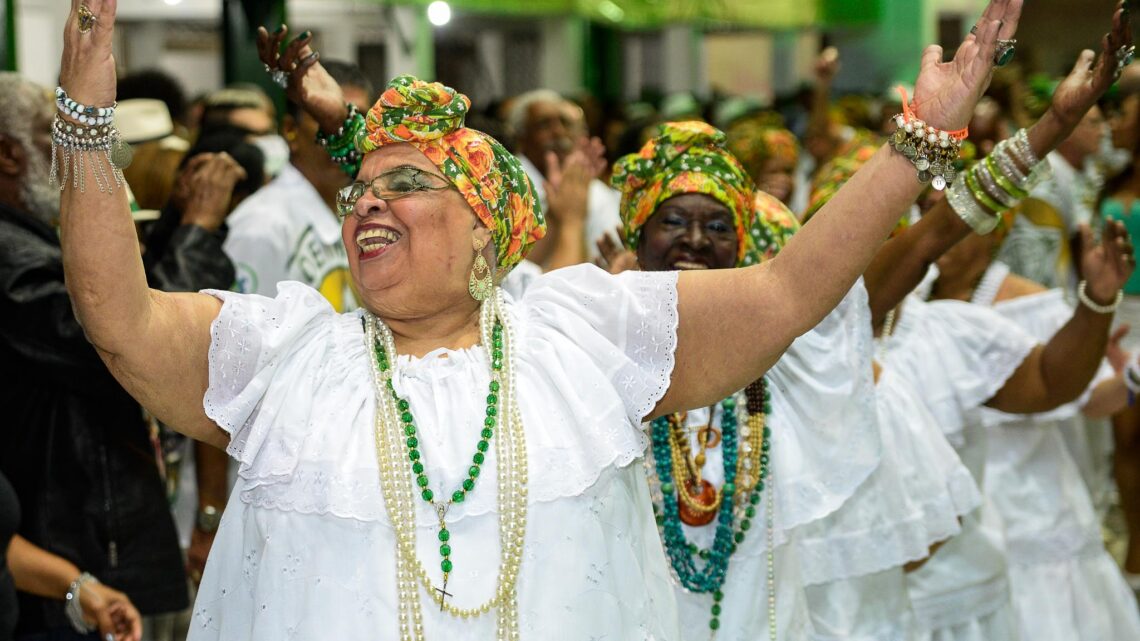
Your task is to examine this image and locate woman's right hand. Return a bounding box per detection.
[60,0,119,111]
[79,580,142,641]
[1049,2,1133,130]
[257,25,349,133]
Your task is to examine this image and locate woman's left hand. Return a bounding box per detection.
[79,581,142,641]
[1082,220,1136,304]
[909,0,1023,131]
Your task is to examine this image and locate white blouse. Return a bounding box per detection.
[191,265,684,641]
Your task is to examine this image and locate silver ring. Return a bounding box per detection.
[994,39,1017,67]
[1119,45,1136,67]
[270,69,289,89]
[300,51,320,66]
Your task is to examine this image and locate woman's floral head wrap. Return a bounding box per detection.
[726,122,801,182]
[612,121,756,262]
[741,191,801,267]
[357,75,544,272]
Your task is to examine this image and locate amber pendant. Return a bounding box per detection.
[678,479,719,526]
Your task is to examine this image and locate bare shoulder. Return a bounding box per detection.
[994,273,1048,303]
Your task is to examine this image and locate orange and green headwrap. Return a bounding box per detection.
[611,121,756,262]
[741,190,801,266]
[357,75,545,273]
[802,141,878,222]
[726,122,801,182]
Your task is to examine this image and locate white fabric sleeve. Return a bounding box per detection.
[519,264,679,425]
[892,298,1038,442]
[201,282,338,467]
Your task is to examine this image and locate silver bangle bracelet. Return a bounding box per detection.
[1077,280,1124,314]
[947,171,1000,234]
[1012,128,1041,168]
[992,140,1030,188]
[973,162,1021,208]
[65,572,98,633]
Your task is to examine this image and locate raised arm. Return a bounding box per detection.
[58,0,229,448]
[653,0,1023,417]
[863,4,1131,327]
[986,221,1134,413]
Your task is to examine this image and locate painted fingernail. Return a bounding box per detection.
[300,31,312,40]
[273,25,285,34]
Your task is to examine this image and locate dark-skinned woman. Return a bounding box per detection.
[611,122,985,640]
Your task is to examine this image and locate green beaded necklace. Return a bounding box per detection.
[373,320,505,582]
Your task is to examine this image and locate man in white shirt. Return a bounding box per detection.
[223,61,372,312]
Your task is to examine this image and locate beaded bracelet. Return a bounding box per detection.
[1077,279,1124,314]
[55,86,115,126]
[947,170,1001,234]
[888,114,963,190]
[50,115,131,193]
[316,102,365,177]
[64,572,97,633]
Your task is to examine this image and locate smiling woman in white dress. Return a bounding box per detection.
[54,0,1018,639]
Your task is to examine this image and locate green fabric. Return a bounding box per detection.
[375,0,833,29]
[1102,199,1140,296]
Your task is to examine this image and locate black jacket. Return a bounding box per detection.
[0,202,233,633]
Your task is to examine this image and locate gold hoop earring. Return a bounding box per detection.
[469,237,493,301]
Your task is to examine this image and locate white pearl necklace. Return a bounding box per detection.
[366,288,529,640]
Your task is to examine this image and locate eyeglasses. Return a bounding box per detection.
[335,166,454,220]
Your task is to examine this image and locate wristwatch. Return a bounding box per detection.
[196,505,222,533]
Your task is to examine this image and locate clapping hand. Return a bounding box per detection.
[1081,220,1136,305]
[909,0,1023,131]
[595,227,638,275]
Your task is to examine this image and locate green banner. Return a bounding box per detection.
[378,0,834,29]
[3,0,15,71]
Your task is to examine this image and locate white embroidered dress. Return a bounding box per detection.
[190,265,683,640]
[880,296,1038,641]
[977,276,1140,641]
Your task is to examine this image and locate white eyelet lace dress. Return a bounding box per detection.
[189,264,684,641]
[880,295,1037,641]
[977,283,1140,641]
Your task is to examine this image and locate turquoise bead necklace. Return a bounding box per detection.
[650,378,774,637]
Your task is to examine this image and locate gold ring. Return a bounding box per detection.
[77,5,97,34]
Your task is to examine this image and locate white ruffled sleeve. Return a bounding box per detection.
[518,264,679,425]
[202,282,341,470]
[887,297,1038,445]
[983,289,1115,426]
[766,279,880,534]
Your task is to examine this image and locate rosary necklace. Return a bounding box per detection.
[367,288,528,640]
